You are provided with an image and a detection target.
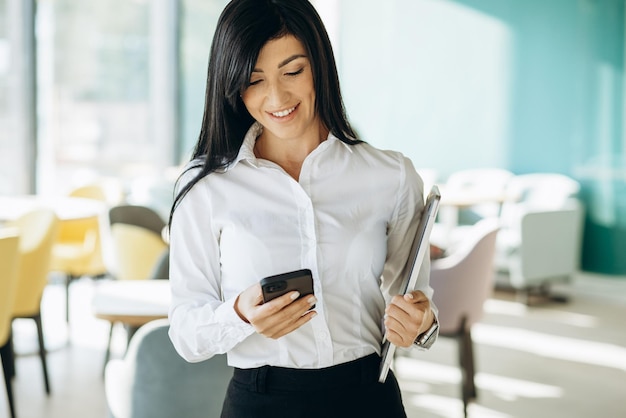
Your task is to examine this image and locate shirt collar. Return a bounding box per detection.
[232,122,263,168]
[229,122,346,170]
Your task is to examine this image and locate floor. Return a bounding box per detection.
[4,271,626,418]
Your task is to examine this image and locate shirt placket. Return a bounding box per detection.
[291,177,334,367]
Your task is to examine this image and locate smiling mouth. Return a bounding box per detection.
[270,105,297,118]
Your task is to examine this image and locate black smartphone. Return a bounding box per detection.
[260,269,314,306]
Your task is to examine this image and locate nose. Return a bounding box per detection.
[265,81,289,107]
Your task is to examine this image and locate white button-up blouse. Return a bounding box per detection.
[168,122,435,369]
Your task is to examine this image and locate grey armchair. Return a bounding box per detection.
[104,319,233,418]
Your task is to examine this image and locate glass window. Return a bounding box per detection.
[38,0,151,194]
[0,0,12,193]
[178,0,229,160]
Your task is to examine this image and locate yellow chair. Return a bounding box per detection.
[50,214,107,321]
[6,209,59,396]
[110,224,168,281]
[0,229,20,418]
[68,183,108,201]
[102,224,168,370]
[68,179,124,207]
[102,205,168,369]
[51,183,110,322]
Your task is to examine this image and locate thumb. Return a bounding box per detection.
[244,283,264,306]
[404,290,427,303]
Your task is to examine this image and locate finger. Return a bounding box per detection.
[385,303,410,324]
[384,308,417,337]
[251,287,264,306]
[253,295,317,335]
[391,294,430,315]
[384,312,407,335]
[264,309,317,339]
[260,292,317,318]
[235,284,266,323]
[259,290,303,315]
[386,300,422,323]
[385,328,412,348]
[385,304,422,340]
[385,317,419,346]
[261,311,316,338]
[267,294,316,321]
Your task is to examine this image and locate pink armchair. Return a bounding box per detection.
[429,218,500,417]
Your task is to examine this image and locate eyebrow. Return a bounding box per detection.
[252,54,308,73]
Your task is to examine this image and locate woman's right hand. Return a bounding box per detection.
[234,283,317,339]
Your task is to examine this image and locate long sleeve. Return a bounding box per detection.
[168,169,255,363]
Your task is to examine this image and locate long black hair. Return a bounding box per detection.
[170,0,359,225]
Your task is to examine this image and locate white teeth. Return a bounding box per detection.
[271,106,296,117]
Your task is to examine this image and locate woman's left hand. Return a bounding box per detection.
[384,290,434,348]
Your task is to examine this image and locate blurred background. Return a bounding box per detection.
[1,0,624,273]
[1,1,625,417]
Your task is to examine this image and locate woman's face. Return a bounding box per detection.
[241,35,320,143]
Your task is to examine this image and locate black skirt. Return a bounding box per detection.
[220,353,407,418]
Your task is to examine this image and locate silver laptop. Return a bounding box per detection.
[379,185,441,383]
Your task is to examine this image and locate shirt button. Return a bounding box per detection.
[317,331,329,340]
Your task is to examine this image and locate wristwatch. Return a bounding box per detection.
[414,318,439,349]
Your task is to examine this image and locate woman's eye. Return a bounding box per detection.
[286,68,304,77]
[248,79,262,86]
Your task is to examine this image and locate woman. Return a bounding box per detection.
[168,1,438,416]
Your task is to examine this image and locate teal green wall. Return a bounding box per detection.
[338,0,625,274]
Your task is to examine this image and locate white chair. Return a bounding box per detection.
[105,319,232,418]
[429,219,500,417]
[443,168,514,224]
[431,168,513,249]
[494,173,584,303]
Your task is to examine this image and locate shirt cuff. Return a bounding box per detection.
[215,296,256,340]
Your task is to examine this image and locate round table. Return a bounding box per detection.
[92,279,170,368]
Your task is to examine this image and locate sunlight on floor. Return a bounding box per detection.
[476,373,563,400]
[405,393,512,418]
[483,299,598,328]
[473,323,626,371]
[395,357,563,400]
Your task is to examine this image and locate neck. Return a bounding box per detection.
[254,126,328,180]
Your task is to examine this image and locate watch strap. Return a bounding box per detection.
[414,319,439,349]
